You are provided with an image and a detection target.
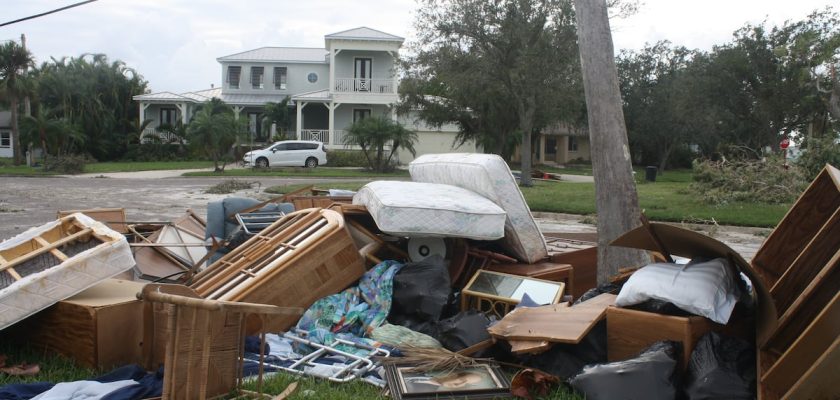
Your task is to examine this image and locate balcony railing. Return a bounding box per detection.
[333,78,396,94]
[299,129,348,146]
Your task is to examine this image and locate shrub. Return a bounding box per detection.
[796,136,840,180]
[326,150,369,167]
[43,155,88,174]
[121,144,194,162]
[691,156,808,205]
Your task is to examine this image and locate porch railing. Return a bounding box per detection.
[333,78,396,94]
[140,127,185,144]
[299,129,348,146]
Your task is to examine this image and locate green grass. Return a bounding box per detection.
[522,180,789,227]
[185,167,410,178]
[83,161,215,173]
[267,173,788,227]
[0,160,215,176]
[0,343,97,386]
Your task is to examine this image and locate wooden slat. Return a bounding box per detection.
[0,228,92,272]
[487,294,615,342]
[764,249,840,353]
[33,236,69,262]
[769,208,840,316]
[751,166,840,289]
[781,336,840,400]
[762,290,840,397]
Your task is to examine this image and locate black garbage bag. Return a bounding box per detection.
[685,332,755,400]
[522,320,607,380]
[436,310,492,352]
[574,283,622,305]
[389,255,450,335]
[569,341,681,400]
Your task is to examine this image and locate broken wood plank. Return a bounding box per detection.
[487,293,615,343]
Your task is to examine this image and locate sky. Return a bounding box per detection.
[1,0,835,93]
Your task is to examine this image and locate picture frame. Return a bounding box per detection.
[384,362,512,399]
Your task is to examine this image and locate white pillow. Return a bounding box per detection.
[615,258,739,324]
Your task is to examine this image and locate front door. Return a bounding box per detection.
[354,58,372,92]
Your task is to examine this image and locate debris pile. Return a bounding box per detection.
[0,157,837,400]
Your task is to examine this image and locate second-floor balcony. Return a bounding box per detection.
[333,78,396,95]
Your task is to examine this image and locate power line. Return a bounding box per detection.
[0,0,99,28]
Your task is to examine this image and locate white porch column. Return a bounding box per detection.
[296,101,307,140]
[232,106,243,120]
[330,49,341,93]
[138,102,149,123]
[176,103,188,124]
[328,102,337,145]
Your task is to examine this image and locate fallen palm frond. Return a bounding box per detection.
[205,179,255,194]
[380,345,490,373]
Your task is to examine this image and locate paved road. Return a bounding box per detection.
[0,174,373,240]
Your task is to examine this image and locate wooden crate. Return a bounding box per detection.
[4,279,145,369]
[751,165,840,400]
[189,208,365,333]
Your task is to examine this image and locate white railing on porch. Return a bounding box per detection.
[140,127,185,144]
[333,78,396,94]
[299,129,348,146]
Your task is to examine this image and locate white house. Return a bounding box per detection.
[133,27,474,162]
[0,111,12,158]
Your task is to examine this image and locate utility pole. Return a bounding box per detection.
[21,34,32,166]
[574,0,649,283]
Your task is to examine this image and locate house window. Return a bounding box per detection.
[160,108,177,127]
[307,72,318,83]
[274,67,287,90]
[251,66,264,89]
[353,109,371,123]
[568,136,579,152]
[227,66,242,89]
[0,131,10,148]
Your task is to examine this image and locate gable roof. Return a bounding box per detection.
[325,27,404,42]
[132,91,192,102]
[217,47,327,63]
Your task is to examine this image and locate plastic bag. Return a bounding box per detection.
[435,310,491,352]
[685,332,755,399]
[569,341,680,400]
[389,255,450,334]
[522,320,607,380]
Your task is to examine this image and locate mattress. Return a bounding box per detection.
[353,181,507,240]
[0,213,135,330]
[409,153,548,263]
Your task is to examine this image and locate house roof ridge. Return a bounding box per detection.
[324,26,404,41]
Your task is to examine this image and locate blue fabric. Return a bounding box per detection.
[294,260,404,355]
[0,382,54,400]
[244,336,271,355]
[0,365,163,400]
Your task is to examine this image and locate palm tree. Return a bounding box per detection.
[343,115,418,172]
[261,97,292,141]
[187,101,246,172]
[0,41,35,165]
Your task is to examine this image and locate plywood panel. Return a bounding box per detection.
[487,294,614,343]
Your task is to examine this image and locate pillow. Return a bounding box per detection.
[615,258,739,324]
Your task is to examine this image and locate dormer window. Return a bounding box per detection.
[251,66,264,89]
[274,67,287,90]
[227,66,241,89]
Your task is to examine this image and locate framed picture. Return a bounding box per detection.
[385,363,512,399]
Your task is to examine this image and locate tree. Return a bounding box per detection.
[618,42,700,170]
[407,0,583,185]
[0,41,35,165]
[186,100,246,172]
[343,116,418,172]
[34,54,148,160]
[575,0,648,283]
[20,107,84,162]
[262,97,292,141]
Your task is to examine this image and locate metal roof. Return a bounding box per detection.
[219,93,290,105]
[132,91,192,101]
[217,47,328,63]
[181,87,222,101]
[325,27,404,42]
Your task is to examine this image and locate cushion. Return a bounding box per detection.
[409,153,548,263]
[352,181,506,240]
[614,258,740,324]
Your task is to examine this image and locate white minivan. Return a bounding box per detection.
[242,140,328,168]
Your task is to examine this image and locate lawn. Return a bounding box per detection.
[185,167,410,178]
[267,168,789,228]
[0,160,215,175]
